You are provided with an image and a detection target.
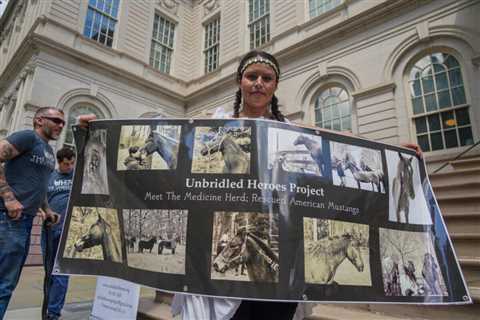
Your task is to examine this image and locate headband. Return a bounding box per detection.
[240,56,280,79]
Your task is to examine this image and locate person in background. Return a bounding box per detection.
[0,107,63,319]
[41,147,75,320]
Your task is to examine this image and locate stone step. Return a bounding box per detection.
[137,298,172,320]
[433,182,480,198]
[368,302,480,320]
[306,304,415,320]
[451,157,480,170]
[450,233,480,257]
[429,168,480,187]
[442,211,480,234]
[436,196,480,213]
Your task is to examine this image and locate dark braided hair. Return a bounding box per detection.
[234,50,285,122]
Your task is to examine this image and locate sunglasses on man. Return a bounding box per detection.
[42,116,66,126]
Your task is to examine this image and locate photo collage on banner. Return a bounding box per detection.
[57,118,467,303]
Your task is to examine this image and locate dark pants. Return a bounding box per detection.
[0,212,34,319]
[231,301,298,320]
[41,227,69,318]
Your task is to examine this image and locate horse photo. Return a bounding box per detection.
[122,209,188,274]
[192,126,251,174]
[303,218,371,286]
[117,125,181,170]
[386,150,432,225]
[81,129,109,194]
[330,142,385,193]
[268,128,326,177]
[63,207,122,263]
[380,228,447,296]
[211,211,279,283]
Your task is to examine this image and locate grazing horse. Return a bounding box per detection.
[293,135,325,176]
[201,133,250,174]
[343,156,384,192]
[74,214,122,262]
[392,153,415,223]
[213,228,279,283]
[305,234,364,284]
[140,131,179,169]
[126,236,136,253]
[138,236,157,253]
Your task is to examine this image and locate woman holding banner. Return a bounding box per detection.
[78,49,421,320]
[171,50,300,320]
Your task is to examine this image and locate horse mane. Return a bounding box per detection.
[308,234,353,256]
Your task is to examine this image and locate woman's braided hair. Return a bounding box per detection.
[234,50,285,122]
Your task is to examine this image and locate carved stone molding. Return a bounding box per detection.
[203,0,219,17]
[158,0,179,16]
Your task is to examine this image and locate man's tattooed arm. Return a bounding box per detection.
[0,139,23,219]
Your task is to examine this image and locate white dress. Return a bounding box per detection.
[171,107,312,320]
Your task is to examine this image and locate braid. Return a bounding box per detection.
[233,89,242,118]
[270,95,285,122]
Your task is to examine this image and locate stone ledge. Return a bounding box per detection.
[137,297,172,320]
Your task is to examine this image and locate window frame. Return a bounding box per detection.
[149,12,176,74]
[247,0,271,49]
[203,16,221,74]
[308,0,342,19]
[313,85,353,132]
[83,0,120,48]
[407,53,474,153]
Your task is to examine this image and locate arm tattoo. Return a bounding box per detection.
[0,140,19,162]
[0,166,14,201]
[0,140,19,201]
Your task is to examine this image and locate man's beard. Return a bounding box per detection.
[44,126,61,140]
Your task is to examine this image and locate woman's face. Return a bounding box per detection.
[240,63,278,117]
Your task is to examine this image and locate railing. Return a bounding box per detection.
[432,140,480,174]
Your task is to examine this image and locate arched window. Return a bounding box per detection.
[64,104,105,146]
[409,53,473,151]
[314,86,351,131]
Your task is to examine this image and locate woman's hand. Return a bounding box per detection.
[401,143,423,159]
[77,114,97,128]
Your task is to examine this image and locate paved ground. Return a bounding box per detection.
[4,266,156,320]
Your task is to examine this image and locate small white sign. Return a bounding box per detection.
[91,276,140,320]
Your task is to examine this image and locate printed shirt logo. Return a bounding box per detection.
[30,149,56,170]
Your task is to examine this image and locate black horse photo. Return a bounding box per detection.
[192,127,251,174]
[64,207,122,263]
[211,211,279,283]
[117,125,181,170]
[122,209,188,274]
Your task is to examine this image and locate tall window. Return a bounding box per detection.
[150,14,175,74]
[248,0,270,49]
[314,87,351,131]
[409,53,473,152]
[204,18,220,73]
[83,0,120,47]
[309,0,341,18]
[65,105,105,146]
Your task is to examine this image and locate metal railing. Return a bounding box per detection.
[432,140,480,174]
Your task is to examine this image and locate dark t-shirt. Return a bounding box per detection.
[0,130,55,216]
[47,170,73,230]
